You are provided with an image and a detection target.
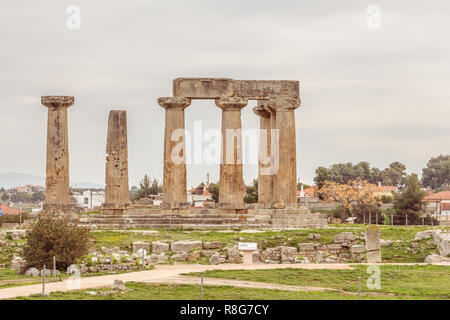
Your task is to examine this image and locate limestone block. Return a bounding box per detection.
[333,232,355,244]
[171,240,202,253]
[350,245,365,254]
[132,241,150,253]
[365,226,381,263]
[202,241,222,250]
[298,243,315,251]
[152,241,170,254]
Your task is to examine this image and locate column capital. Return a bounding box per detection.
[158,97,191,110]
[253,106,271,119]
[267,97,301,112]
[215,97,248,111]
[41,96,74,109]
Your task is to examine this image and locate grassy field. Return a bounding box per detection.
[14,282,416,300]
[188,265,450,300]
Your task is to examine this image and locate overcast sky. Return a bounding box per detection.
[0,0,449,188]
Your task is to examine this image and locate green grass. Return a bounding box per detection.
[15,282,404,300]
[187,265,450,300]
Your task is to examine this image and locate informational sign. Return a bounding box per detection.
[238,242,257,251]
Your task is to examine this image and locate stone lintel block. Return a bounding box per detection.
[41,96,74,109]
[172,78,299,100]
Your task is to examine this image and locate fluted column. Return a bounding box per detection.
[158,97,191,208]
[103,110,130,212]
[266,98,301,205]
[41,96,74,212]
[215,97,248,206]
[253,102,272,204]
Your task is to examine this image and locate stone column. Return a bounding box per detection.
[103,110,130,212]
[266,98,300,205]
[253,102,272,204]
[41,96,74,212]
[158,97,191,208]
[365,225,382,263]
[215,97,248,206]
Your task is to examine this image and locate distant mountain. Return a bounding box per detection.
[0,173,103,189]
[0,173,44,188]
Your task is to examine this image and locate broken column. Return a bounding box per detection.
[253,103,273,204]
[215,97,248,206]
[158,97,191,208]
[266,98,301,205]
[365,225,382,263]
[41,96,74,212]
[103,110,130,213]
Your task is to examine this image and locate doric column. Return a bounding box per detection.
[41,96,74,212]
[103,110,130,212]
[158,97,191,208]
[266,98,301,205]
[253,102,272,204]
[215,97,248,205]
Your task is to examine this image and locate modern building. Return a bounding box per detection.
[72,190,105,210]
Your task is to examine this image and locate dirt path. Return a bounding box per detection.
[145,275,336,292]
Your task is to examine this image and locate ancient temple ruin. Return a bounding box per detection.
[41,78,327,228]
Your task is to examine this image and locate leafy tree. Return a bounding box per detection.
[30,191,45,203]
[421,154,450,190]
[11,192,30,203]
[318,179,377,221]
[1,193,9,201]
[393,174,427,225]
[22,214,93,272]
[137,175,153,199]
[382,162,406,188]
[244,179,258,204]
[151,179,160,195]
[207,182,219,202]
[314,167,330,189]
[314,161,407,188]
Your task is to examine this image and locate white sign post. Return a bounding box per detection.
[238,242,258,265]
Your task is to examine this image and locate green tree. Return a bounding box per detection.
[314,167,330,189]
[382,162,407,187]
[137,174,152,199]
[421,154,450,190]
[1,193,9,201]
[393,174,426,225]
[207,183,219,202]
[244,179,258,204]
[151,179,160,195]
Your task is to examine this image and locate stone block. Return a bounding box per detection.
[171,240,202,253]
[132,241,150,253]
[152,241,170,253]
[298,243,315,251]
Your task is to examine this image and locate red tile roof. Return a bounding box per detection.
[0,204,23,215]
[424,191,450,201]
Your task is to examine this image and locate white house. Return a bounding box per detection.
[72,190,105,210]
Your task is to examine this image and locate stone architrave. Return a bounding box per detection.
[103,110,130,211]
[365,225,382,263]
[265,98,301,205]
[215,97,248,206]
[158,97,191,208]
[253,103,273,204]
[41,96,74,212]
